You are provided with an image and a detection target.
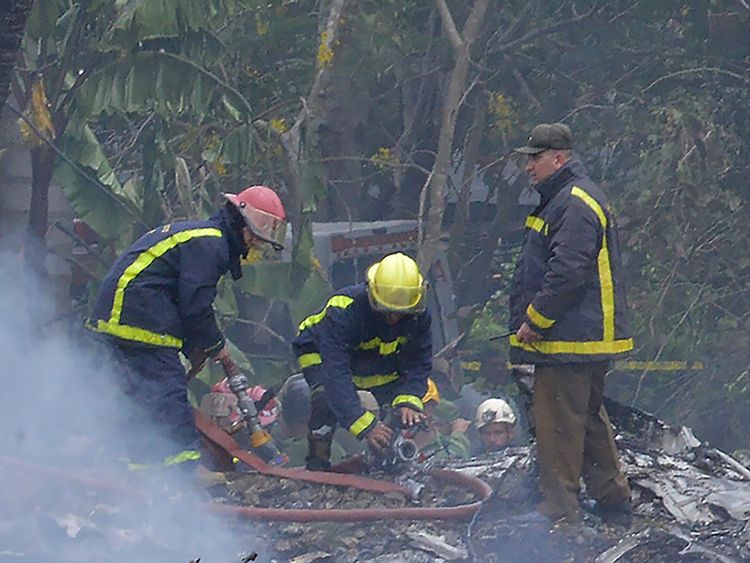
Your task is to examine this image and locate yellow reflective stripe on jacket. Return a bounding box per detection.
[349,410,376,437]
[509,335,633,355]
[111,228,222,324]
[352,372,400,389]
[392,394,424,412]
[163,449,202,466]
[525,215,549,235]
[571,187,615,341]
[298,352,322,368]
[99,228,222,348]
[356,336,408,356]
[298,295,354,332]
[95,320,183,348]
[526,303,555,329]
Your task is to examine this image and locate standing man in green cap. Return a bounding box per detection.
[509,123,633,525]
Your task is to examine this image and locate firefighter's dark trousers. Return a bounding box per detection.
[111,341,201,468]
[533,362,630,521]
[303,365,399,468]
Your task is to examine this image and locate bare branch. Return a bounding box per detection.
[496,2,605,52]
[419,0,490,269]
[435,0,464,52]
[642,67,747,94]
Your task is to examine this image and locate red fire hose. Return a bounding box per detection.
[0,412,492,523]
[209,466,492,522]
[194,409,407,495]
[194,409,493,521]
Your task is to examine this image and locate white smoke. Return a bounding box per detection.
[0,247,259,562]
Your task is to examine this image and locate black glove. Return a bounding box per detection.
[186,347,209,378]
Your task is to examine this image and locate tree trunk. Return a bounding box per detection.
[447,87,487,274]
[25,144,54,278]
[418,0,490,271]
[0,0,34,116]
[280,0,348,237]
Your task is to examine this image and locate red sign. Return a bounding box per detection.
[330,230,418,256]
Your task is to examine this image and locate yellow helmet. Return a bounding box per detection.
[366,253,426,313]
[422,378,440,405]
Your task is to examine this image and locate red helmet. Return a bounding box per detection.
[223,186,287,250]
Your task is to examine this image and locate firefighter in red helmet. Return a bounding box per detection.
[89,186,286,471]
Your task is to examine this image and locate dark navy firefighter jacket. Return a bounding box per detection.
[509,159,633,364]
[89,208,245,355]
[293,283,431,438]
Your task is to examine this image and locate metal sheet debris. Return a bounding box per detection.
[4,400,750,562]
[406,530,468,560]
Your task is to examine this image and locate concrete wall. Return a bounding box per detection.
[0,103,74,310]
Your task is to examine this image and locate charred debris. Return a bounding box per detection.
[2,399,749,562]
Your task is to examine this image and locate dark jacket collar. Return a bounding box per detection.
[214,208,245,280]
[535,158,587,206]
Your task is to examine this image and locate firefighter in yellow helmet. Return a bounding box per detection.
[292,253,432,471]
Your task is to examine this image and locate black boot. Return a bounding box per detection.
[589,498,633,528]
[305,431,332,471]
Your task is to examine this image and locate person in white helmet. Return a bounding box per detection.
[473,398,518,455]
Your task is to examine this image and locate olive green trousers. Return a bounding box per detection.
[534,362,631,521]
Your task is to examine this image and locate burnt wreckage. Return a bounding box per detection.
[2,399,749,562]
[444,399,750,563]
[204,397,750,562]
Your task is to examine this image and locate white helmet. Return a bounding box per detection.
[475,398,517,430]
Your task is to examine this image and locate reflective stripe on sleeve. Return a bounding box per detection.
[349,410,376,437]
[392,394,424,412]
[298,352,322,368]
[526,303,555,329]
[525,215,549,235]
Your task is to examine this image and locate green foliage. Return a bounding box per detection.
[17,0,750,448]
[464,292,508,357]
[53,118,141,245]
[17,0,321,394]
[109,0,242,46]
[76,52,217,118]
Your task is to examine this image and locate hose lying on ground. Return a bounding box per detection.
[0,411,492,523]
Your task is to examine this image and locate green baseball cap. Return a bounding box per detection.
[432,400,459,423]
[514,122,573,155]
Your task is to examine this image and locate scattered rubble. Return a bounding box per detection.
[215,470,478,511]
[407,530,468,560]
[3,399,750,561]
[235,399,750,562]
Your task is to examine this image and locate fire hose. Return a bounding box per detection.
[0,411,492,523]
[194,408,493,521]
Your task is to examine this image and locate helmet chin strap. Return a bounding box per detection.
[383,312,404,325]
